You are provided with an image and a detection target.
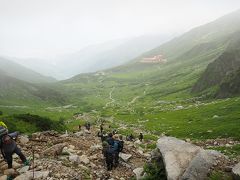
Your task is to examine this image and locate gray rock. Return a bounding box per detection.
[79,155,90,164]
[90,144,102,152]
[119,153,132,162]
[18,166,30,174]
[74,131,84,137]
[69,155,80,163]
[150,148,161,161]
[3,168,17,176]
[133,167,145,180]
[12,161,21,169]
[232,162,240,180]
[41,143,67,157]
[181,150,225,180]
[0,175,7,180]
[19,135,29,144]
[157,136,201,180]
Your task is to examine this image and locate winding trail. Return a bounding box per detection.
[105,87,115,107]
[128,96,140,106]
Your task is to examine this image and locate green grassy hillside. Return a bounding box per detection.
[1,10,240,146]
[0,57,56,83]
[0,71,66,106]
[192,32,240,95]
[57,9,240,142]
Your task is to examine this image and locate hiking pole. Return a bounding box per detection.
[32,146,35,179]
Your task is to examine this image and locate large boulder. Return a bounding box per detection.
[181,150,226,180]
[232,162,240,180]
[157,136,201,180]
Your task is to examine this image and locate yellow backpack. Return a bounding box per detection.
[0,121,7,129]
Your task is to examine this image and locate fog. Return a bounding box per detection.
[0,0,240,59]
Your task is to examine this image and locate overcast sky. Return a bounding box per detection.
[0,0,240,59]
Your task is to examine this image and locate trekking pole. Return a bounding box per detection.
[32,146,35,179]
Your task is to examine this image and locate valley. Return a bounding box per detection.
[0,8,240,179]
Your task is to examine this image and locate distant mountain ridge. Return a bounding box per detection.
[0,69,66,105]
[11,34,173,79]
[0,57,56,83]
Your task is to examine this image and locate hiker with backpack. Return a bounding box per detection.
[106,133,114,147]
[102,141,114,171]
[0,126,29,169]
[112,135,120,167]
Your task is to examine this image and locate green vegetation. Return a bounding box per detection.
[143,157,166,180]
[209,171,232,180]
[0,10,239,162]
[0,113,65,134]
[208,144,240,158]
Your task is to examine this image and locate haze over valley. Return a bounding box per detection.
[1,1,240,179]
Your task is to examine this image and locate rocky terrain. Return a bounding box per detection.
[0,124,240,180]
[0,127,148,180]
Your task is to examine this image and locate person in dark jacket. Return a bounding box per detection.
[100,124,103,133]
[102,141,114,171]
[85,122,91,131]
[112,135,120,167]
[97,131,108,143]
[0,130,29,169]
[106,133,114,147]
[139,133,143,142]
[118,135,124,152]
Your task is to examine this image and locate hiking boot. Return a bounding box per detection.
[23,160,30,166]
[7,176,13,180]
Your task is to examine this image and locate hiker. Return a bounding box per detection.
[112,129,117,135]
[97,131,108,142]
[85,122,91,131]
[0,121,7,129]
[106,133,114,147]
[118,135,124,152]
[102,141,114,171]
[0,126,29,169]
[139,133,143,142]
[100,124,103,133]
[112,135,120,167]
[126,134,134,141]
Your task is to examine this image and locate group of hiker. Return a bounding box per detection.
[98,130,124,170]
[95,123,144,171]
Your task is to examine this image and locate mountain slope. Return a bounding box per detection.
[217,67,240,98]
[0,57,56,83]
[0,70,65,105]
[144,9,240,61]
[63,9,240,111]
[192,32,240,95]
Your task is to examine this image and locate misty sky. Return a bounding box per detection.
[0,0,240,59]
